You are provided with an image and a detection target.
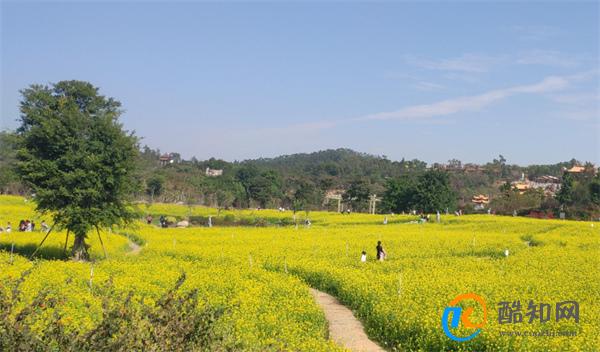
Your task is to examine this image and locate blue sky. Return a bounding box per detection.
[1,1,598,165]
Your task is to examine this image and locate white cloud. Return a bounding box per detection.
[511,25,561,41]
[415,81,445,91]
[403,53,503,73]
[242,71,598,135]
[516,50,582,68]
[360,75,571,121]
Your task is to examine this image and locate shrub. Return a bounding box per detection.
[0,272,226,352]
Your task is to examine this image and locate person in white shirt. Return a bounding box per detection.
[361,250,367,263]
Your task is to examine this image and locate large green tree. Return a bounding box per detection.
[343,179,372,212]
[16,81,139,260]
[381,175,417,213]
[413,170,456,213]
[556,172,574,206]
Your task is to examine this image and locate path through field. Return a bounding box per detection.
[126,241,141,255]
[310,288,385,352]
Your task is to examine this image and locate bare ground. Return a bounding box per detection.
[310,288,385,352]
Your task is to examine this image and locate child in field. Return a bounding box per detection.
[361,250,367,262]
[376,241,386,261]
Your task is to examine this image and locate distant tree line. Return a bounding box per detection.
[1,81,598,220]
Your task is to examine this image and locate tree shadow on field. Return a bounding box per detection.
[0,243,67,260]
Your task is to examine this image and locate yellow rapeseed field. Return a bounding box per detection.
[1,196,598,351]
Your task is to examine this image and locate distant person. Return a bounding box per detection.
[361,250,367,263]
[30,221,35,231]
[383,216,388,225]
[159,215,166,228]
[436,211,441,223]
[40,220,49,232]
[6,222,11,233]
[304,218,311,228]
[146,215,153,225]
[25,220,32,232]
[376,241,386,261]
[18,220,25,232]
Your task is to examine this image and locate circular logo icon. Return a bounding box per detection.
[441,293,487,342]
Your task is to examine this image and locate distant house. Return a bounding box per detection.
[513,178,560,196]
[534,175,560,184]
[205,168,223,177]
[471,194,489,210]
[512,182,530,194]
[431,162,485,173]
[566,165,586,173]
[463,164,486,173]
[159,153,173,166]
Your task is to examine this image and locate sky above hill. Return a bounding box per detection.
[1,1,598,165]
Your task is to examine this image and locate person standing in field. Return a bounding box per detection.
[146,215,153,225]
[6,222,11,233]
[376,241,386,261]
[361,250,367,262]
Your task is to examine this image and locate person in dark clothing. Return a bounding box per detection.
[376,241,386,261]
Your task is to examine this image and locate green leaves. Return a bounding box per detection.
[16,81,139,258]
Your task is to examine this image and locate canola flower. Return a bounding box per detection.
[1,196,599,351]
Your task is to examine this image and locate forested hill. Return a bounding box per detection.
[1,130,597,218]
[243,148,427,185]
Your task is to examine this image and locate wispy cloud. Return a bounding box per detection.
[359,75,573,121]
[403,53,503,73]
[511,25,561,41]
[243,71,597,136]
[517,50,583,68]
[415,81,446,91]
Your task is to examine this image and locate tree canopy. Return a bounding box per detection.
[16,80,139,260]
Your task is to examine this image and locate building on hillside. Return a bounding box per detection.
[463,164,486,173]
[205,168,223,177]
[512,182,530,194]
[431,162,485,173]
[566,165,586,173]
[471,194,489,210]
[159,153,174,166]
[513,179,561,196]
[534,175,560,184]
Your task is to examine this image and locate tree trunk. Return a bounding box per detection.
[71,234,90,261]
